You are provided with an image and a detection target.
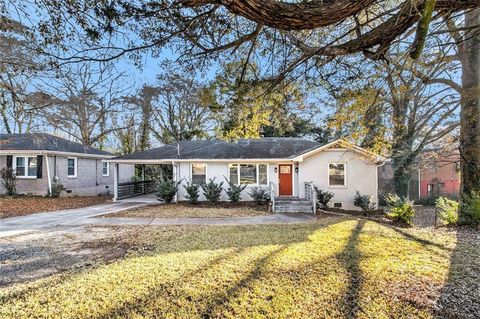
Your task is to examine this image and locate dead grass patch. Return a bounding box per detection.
[105,202,270,218]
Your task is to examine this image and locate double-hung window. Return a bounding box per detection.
[229,164,268,185]
[328,163,346,186]
[14,156,37,178]
[102,162,109,176]
[191,163,207,185]
[67,157,77,178]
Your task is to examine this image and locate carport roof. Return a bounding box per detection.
[113,138,323,161]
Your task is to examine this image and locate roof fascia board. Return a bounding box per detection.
[109,158,296,164]
[292,139,384,163]
[0,150,113,159]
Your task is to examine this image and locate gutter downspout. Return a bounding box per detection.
[376,161,386,208]
[45,154,52,196]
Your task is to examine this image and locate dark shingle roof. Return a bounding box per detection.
[114,138,322,160]
[0,133,113,156]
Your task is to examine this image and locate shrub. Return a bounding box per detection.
[224,178,247,203]
[183,182,200,204]
[353,191,376,212]
[0,167,16,196]
[201,178,224,203]
[460,191,480,226]
[435,197,459,226]
[384,193,402,207]
[48,181,64,198]
[414,195,439,207]
[313,186,334,209]
[156,178,181,203]
[387,201,415,226]
[249,187,271,205]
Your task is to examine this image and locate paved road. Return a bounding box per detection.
[0,202,316,238]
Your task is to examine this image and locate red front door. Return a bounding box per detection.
[278,164,293,196]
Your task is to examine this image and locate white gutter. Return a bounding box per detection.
[108,158,296,164]
[45,154,52,195]
[0,150,114,159]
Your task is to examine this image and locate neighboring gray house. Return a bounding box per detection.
[110,138,385,212]
[0,133,121,196]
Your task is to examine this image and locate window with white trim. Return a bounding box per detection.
[14,156,37,178]
[191,163,206,185]
[229,164,268,185]
[328,163,345,186]
[67,157,77,177]
[102,162,109,176]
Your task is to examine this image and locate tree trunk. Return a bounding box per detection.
[459,9,480,207]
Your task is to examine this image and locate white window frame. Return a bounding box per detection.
[328,162,347,187]
[67,157,78,178]
[191,163,207,184]
[228,163,269,186]
[102,161,110,177]
[13,155,38,179]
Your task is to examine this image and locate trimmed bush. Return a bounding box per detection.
[436,197,459,226]
[249,187,271,205]
[0,167,16,196]
[225,178,247,203]
[384,193,402,207]
[184,182,200,204]
[313,186,334,209]
[353,191,376,212]
[460,191,480,226]
[156,179,181,203]
[201,178,224,203]
[49,181,64,198]
[387,201,415,226]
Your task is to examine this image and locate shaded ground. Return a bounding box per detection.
[413,206,437,228]
[0,196,112,219]
[1,216,478,318]
[106,202,270,218]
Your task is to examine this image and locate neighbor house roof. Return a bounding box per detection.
[0,133,113,157]
[114,138,321,161]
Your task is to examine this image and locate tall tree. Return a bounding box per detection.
[37,63,127,147]
[447,10,480,208]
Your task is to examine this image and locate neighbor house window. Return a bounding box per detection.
[329,163,346,186]
[67,157,77,177]
[192,163,206,184]
[14,156,37,178]
[229,164,268,185]
[102,162,109,176]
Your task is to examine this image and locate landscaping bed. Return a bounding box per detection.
[0,196,112,219]
[105,201,270,218]
[0,218,479,318]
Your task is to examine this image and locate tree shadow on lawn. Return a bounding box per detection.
[436,228,480,318]
[96,219,365,319]
[335,219,365,318]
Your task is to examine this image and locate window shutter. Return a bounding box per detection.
[36,155,43,178]
[6,155,13,168]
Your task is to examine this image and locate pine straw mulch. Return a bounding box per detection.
[0,196,112,219]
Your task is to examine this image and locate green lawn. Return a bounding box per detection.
[1,217,478,318]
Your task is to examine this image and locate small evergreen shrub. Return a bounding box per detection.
[353,191,376,212]
[156,178,181,203]
[225,178,247,203]
[384,193,402,207]
[0,167,16,196]
[313,186,334,209]
[184,182,200,204]
[460,191,480,226]
[387,201,415,226]
[435,197,459,226]
[249,187,271,205]
[201,178,224,203]
[49,181,64,198]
